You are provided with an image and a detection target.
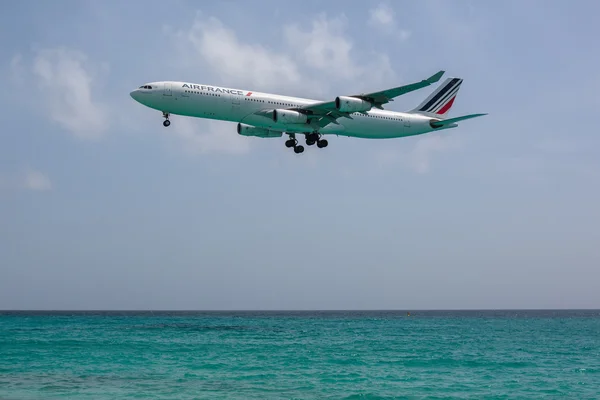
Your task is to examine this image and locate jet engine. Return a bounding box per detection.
[237,123,282,138]
[272,109,308,124]
[335,96,372,113]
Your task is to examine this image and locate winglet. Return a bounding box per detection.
[427,70,445,84]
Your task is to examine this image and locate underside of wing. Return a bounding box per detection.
[254,101,349,129]
[296,101,353,127]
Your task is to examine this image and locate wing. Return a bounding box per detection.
[348,70,445,107]
[289,70,446,128]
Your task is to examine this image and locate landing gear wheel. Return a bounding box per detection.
[285,139,296,148]
[294,145,305,154]
[162,112,170,127]
[317,139,328,148]
[306,139,316,146]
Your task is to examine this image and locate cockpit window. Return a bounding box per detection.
[138,85,153,89]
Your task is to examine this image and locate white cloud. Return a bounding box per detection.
[168,15,302,93]
[369,3,395,27]
[368,3,411,41]
[0,168,52,193]
[284,14,361,81]
[168,13,396,94]
[23,168,52,191]
[283,13,396,89]
[28,47,109,139]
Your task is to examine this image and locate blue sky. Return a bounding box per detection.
[1,0,599,310]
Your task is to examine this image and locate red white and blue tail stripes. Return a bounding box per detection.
[415,77,463,116]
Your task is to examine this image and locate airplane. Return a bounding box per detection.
[129,70,486,154]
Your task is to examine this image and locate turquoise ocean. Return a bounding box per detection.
[1,310,599,399]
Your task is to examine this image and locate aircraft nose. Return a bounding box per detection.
[130,89,139,100]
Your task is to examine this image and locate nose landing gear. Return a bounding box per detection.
[162,112,170,127]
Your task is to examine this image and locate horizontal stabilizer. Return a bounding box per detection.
[430,113,487,128]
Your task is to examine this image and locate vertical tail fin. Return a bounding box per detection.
[411,77,463,118]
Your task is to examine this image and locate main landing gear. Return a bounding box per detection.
[284,132,329,154]
[305,132,328,149]
[162,112,170,127]
[285,134,304,154]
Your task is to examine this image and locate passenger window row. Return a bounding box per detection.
[184,90,221,97]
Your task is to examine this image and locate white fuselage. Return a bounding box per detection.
[130,81,452,139]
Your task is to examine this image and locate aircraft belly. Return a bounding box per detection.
[238,112,410,138]
[339,118,405,139]
[239,113,347,134]
[236,113,289,131]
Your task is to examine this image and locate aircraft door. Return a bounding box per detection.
[163,82,172,96]
[231,92,241,115]
[404,115,411,128]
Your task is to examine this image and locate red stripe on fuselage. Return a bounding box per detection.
[246,92,253,96]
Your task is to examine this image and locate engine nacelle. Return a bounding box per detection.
[272,109,308,124]
[335,96,372,113]
[237,123,282,138]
